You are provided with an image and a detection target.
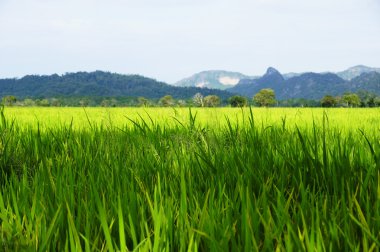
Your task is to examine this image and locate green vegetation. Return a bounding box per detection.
[192,93,204,107]
[3,89,380,108]
[1,96,17,106]
[253,88,276,107]
[228,95,248,107]
[320,95,337,107]
[0,107,380,251]
[204,95,221,107]
[228,67,380,100]
[342,93,361,107]
[2,69,380,109]
[159,95,175,107]
[0,71,231,100]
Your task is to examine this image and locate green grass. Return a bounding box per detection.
[0,107,380,251]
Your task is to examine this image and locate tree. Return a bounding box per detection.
[335,96,342,106]
[278,98,319,107]
[177,100,187,107]
[79,99,89,107]
[204,95,220,107]
[23,98,35,106]
[192,93,204,107]
[110,98,118,107]
[357,90,376,107]
[320,95,336,107]
[342,93,360,107]
[37,99,50,107]
[375,96,380,107]
[2,96,17,106]
[101,99,111,107]
[159,95,175,107]
[50,98,61,107]
[253,88,276,107]
[138,97,150,107]
[228,95,247,107]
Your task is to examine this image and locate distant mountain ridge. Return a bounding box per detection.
[230,67,285,98]
[0,71,232,99]
[336,65,380,80]
[228,67,380,99]
[174,70,256,90]
[175,65,380,90]
[348,71,380,93]
[1,66,380,101]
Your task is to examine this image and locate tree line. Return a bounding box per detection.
[2,89,380,107]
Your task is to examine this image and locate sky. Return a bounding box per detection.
[0,0,379,83]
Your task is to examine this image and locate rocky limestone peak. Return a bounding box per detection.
[262,67,284,83]
[265,67,281,76]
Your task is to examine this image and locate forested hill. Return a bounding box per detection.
[228,68,380,99]
[0,71,232,99]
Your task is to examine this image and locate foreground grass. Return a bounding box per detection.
[0,107,379,251]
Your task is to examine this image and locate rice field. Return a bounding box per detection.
[0,107,379,251]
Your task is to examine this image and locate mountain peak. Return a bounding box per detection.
[262,67,284,82]
[337,65,380,80]
[265,67,281,76]
[174,70,253,90]
[348,65,370,70]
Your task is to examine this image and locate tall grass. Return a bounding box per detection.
[0,107,379,251]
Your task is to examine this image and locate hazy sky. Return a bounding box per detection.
[0,0,379,83]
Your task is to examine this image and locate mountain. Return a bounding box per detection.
[336,65,380,80]
[174,70,256,90]
[228,67,285,98]
[227,67,376,100]
[0,71,232,99]
[283,72,303,79]
[1,68,380,102]
[175,65,380,92]
[281,73,347,99]
[348,71,380,92]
